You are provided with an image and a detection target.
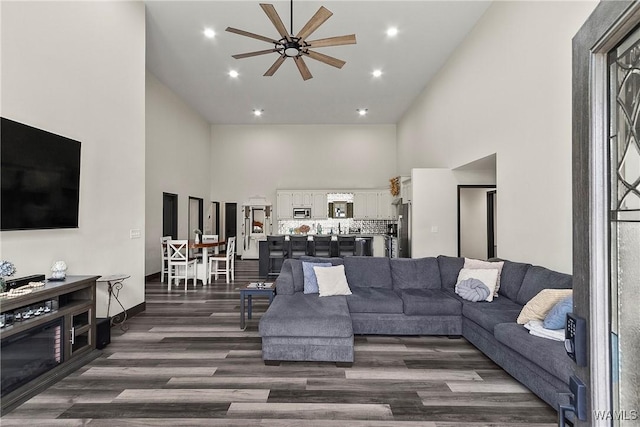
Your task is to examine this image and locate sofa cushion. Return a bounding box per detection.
[494,259,532,301]
[343,256,393,289]
[259,293,352,338]
[398,289,462,316]
[462,296,523,332]
[274,259,302,295]
[390,257,441,290]
[516,265,572,305]
[437,255,464,292]
[300,256,344,266]
[347,287,404,314]
[494,322,574,382]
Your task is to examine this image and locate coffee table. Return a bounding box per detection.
[240,283,276,330]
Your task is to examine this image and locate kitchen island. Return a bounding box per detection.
[257,234,381,279]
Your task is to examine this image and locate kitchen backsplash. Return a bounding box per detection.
[278,219,395,235]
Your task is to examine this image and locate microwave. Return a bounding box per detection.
[293,208,311,219]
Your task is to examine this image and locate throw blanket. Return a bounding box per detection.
[524,320,565,341]
[455,278,490,302]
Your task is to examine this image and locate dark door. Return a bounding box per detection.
[163,192,178,239]
[225,202,237,240]
[210,202,220,235]
[188,197,204,235]
[486,190,497,258]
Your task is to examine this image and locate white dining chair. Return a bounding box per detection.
[167,239,197,291]
[161,236,171,283]
[208,236,235,284]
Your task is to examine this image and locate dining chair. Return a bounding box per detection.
[161,236,171,283]
[167,239,197,291]
[209,236,236,283]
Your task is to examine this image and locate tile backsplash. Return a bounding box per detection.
[278,219,394,235]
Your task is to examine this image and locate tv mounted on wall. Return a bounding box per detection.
[1,117,81,231]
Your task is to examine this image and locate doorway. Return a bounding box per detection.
[573,2,640,423]
[208,202,220,235]
[224,202,237,241]
[188,197,203,237]
[457,185,497,259]
[162,192,178,239]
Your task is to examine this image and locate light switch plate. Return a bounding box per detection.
[431,226,439,233]
[130,229,141,239]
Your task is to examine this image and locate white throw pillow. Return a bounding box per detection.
[517,289,573,325]
[464,258,504,296]
[455,268,499,302]
[314,265,352,297]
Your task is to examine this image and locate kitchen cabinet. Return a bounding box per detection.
[354,192,378,219]
[291,191,312,207]
[311,192,327,219]
[277,192,293,219]
[377,191,396,220]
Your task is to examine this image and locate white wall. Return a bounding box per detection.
[0,1,146,317]
[411,169,459,258]
[210,124,397,252]
[145,71,212,275]
[397,1,597,272]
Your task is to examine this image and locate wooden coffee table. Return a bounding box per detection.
[240,282,276,330]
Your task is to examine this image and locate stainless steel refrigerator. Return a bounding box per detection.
[397,202,411,258]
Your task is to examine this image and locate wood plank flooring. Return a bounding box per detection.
[1,259,557,425]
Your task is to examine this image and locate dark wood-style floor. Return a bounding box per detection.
[2,259,557,426]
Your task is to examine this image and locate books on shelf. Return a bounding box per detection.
[247,282,274,289]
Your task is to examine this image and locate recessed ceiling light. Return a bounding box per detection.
[386,27,398,37]
[253,109,263,117]
[203,28,215,39]
[372,69,383,78]
[357,108,368,116]
[228,70,239,78]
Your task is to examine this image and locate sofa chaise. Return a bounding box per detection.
[258,255,574,411]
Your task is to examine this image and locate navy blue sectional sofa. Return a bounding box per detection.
[259,255,574,410]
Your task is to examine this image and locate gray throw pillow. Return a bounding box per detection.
[456,278,490,302]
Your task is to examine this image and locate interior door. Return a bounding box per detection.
[188,197,203,237]
[457,185,496,259]
[162,192,178,239]
[225,202,237,240]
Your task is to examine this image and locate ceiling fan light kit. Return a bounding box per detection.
[226,1,356,81]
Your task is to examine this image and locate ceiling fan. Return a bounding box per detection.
[226,1,356,81]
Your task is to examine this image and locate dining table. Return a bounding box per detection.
[165,239,226,285]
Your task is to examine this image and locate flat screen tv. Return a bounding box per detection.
[1,117,81,231]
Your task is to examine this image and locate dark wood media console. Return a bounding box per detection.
[0,275,100,413]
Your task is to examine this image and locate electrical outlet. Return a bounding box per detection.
[130,229,141,239]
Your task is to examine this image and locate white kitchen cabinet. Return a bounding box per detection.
[311,192,327,219]
[377,191,396,220]
[277,192,293,219]
[291,191,312,207]
[354,191,378,219]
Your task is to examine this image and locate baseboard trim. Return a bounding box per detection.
[109,301,146,325]
[146,272,160,281]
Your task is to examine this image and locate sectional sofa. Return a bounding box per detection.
[258,255,574,411]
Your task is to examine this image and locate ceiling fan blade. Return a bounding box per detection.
[294,56,313,81]
[226,27,279,44]
[305,50,346,69]
[232,49,278,59]
[260,3,291,42]
[296,6,333,41]
[264,55,287,76]
[306,34,357,48]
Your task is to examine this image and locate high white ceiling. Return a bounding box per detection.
[145,1,491,125]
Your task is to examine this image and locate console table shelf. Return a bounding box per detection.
[0,275,99,413]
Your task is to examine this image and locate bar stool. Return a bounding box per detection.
[267,235,287,278]
[337,235,356,257]
[312,236,332,257]
[289,235,309,259]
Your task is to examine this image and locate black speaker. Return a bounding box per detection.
[96,317,111,349]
